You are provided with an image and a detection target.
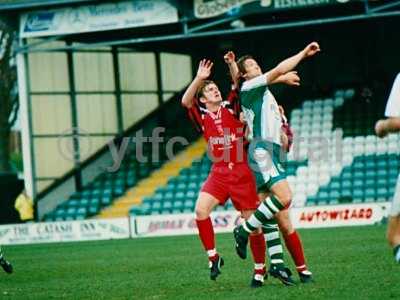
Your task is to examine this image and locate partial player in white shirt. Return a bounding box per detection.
[375,72,400,263]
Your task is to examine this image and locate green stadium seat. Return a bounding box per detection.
[101,194,112,206]
[329,190,340,201]
[153,193,163,201]
[328,198,339,205]
[164,192,174,201]
[184,200,195,211]
[353,161,364,172]
[88,204,99,215]
[366,179,376,188]
[330,181,341,190]
[152,201,162,213]
[67,199,80,208]
[377,188,389,198]
[364,188,376,201]
[365,170,376,180]
[389,177,398,186]
[175,192,185,201]
[317,191,329,205]
[342,180,352,189]
[377,169,388,178]
[80,198,89,207]
[176,183,187,192]
[163,183,176,193]
[352,189,364,203]
[341,170,352,180]
[353,171,364,180]
[66,207,77,217]
[187,182,198,190]
[178,174,190,183]
[353,179,364,189]
[376,178,387,188]
[388,168,398,177]
[163,201,173,210]
[186,190,197,200]
[55,209,66,217]
[173,201,184,211]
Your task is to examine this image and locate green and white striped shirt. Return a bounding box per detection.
[240,74,282,145]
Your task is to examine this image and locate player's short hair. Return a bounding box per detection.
[196,80,215,99]
[237,55,254,76]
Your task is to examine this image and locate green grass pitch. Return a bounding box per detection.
[0,225,399,299]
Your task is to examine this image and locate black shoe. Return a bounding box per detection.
[250,272,267,288]
[233,226,248,259]
[210,256,224,280]
[0,258,13,274]
[298,270,313,283]
[269,265,295,286]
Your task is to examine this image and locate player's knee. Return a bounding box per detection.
[195,206,210,220]
[273,190,292,205]
[280,190,292,204]
[277,213,294,236]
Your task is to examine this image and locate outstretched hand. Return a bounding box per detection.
[196,59,213,80]
[303,42,321,58]
[283,71,301,86]
[224,51,236,64]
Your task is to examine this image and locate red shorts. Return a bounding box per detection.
[201,162,260,211]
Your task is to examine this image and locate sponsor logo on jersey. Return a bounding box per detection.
[209,133,238,147]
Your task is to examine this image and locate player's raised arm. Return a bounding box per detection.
[269,71,301,86]
[181,59,213,108]
[224,51,240,89]
[266,42,320,84]
[375,118,400,138]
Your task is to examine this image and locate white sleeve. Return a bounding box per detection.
[241,74,267,91]
[385,73,400,117]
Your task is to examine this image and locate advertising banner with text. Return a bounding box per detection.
[0,218,130,245]
[20,0,178,38]
[132,202,390,238]
[191,0,353,20]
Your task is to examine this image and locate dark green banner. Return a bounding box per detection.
[192,0,353,19]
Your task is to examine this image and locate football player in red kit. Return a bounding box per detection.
[182,59,264,286]
[182,59,298,287]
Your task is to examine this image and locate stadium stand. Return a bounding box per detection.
[42,125,198,221]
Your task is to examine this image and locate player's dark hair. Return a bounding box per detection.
[237,55,253,77]
[196,80,215,99]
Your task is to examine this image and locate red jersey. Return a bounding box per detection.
[187,90,246,165]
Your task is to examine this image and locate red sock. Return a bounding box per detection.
[196,218,218,261]
[249,232,266,275]
[284,231,307,272]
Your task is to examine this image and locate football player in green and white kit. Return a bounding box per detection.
[233,42,320,283]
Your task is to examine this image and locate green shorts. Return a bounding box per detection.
[247,140,287,193]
